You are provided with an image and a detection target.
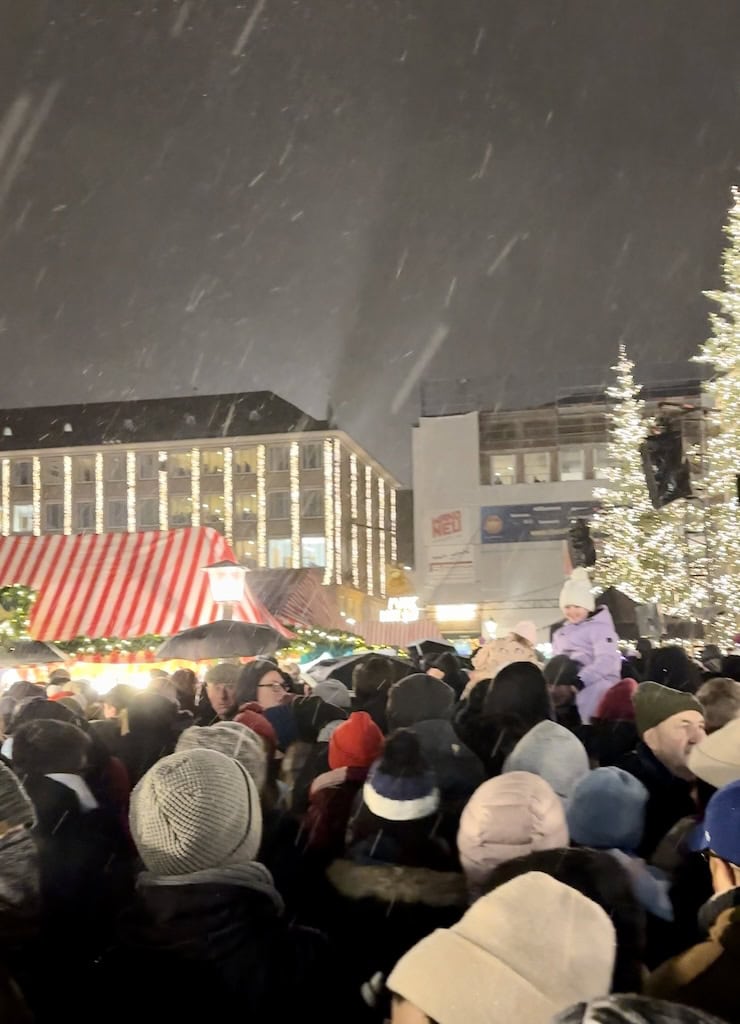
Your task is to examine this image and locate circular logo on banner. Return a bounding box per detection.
[483,514,504,537]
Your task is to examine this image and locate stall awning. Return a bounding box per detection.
[357,619,447,648]
[0,528,288,641]
[246,568,344,630]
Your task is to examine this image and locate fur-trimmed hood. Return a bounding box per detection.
[326,858,467,909]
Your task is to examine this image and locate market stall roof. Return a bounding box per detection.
[246,568,344,630]
[0,527,288,641]
[357,618,447,648]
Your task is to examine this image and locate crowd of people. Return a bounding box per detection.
[2,571,740,1022]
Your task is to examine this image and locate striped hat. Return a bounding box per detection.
[363,729,439,822]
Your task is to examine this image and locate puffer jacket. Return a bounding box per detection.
[552,606,621,722]
[464,636,538,696]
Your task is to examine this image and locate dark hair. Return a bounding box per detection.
[171,669,197,713]
[11,696,86,734]
[292,694,346,742]
[236,659,285,706]
[479,662,552,775]
[555,994,727,1024]
[13,718,92,776]
[104,683,136,712]
[696,676,740,733]
[544,655,582,688]
[482,848,645,994]
[647,646,701,693]
[423,652,460,675]
[720,654,740,683]
[352,655,397,700]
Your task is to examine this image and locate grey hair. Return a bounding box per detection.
[554,995,727,1024]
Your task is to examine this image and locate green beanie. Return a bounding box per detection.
[634,681,703,737]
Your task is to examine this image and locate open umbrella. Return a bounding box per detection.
[306,651,414,688]
[155,620,285,662]
[0,640,68,667]
[407,638,457,664]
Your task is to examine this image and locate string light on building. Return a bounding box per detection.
[323,439,335,585]
[223,446,233,546]
[290,441,301,568]
[63,455,72,535]
[95,453,104,533]
[1,459,8,536]
[390,487,398,564]
[378,477,386,598]
[257,444,266,567]
[158,451,168,532]
[190,448,200,527]
[365,464,374,596]
[126,451,137,533]
[350,453,360,587]
[333,439,342,584]
[32,457,41,536]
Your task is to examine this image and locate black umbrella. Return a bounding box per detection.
[155,620,285,662]
[0,640,68,667]
[406,639,457,663]
[306,651,414,688]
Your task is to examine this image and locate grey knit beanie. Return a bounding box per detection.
[129,748,262,876]
[176,721,267,793]
[0,762,35,832]
[313,678,352,710]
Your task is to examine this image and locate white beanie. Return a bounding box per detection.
[130,748,262,876]
[176,721,267,793]
[559,568,595,614]
[388,872,616,1024]
[503,720,590,805]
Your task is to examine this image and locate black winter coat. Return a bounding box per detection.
[618,742,697,858]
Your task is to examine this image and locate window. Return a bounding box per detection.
[12,461,31,487]
[234,538,257,566]
[234,447,257,474]
[168,452,191,478]
[43,459,63,485]
[12,504,33,533]
[523,451,551,484]
[76,502,94,531]
[201,494,224,526]
[169,496,191,527]
[201,450,224,476]
[267,490,290,519]
[301,443,322,471]
[77,457,94,483]
[236,494,257,522]
[138,452,157,480]
[108,499,127,530]
[268,538,291,568]
[592,445,610,480]
[138,498,158,529]
[560,448,585,481]
[301,488,323,518]
[301,536,326,567]
[45,502,63,532]
[107,454,126,482]
[267,445,289,473]
[491,454,516,486]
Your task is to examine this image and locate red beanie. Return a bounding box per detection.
[329,711,384,770]
[595,678,638,721]
[234,708,278,756]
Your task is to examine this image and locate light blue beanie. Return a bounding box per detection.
[567,766,648,853]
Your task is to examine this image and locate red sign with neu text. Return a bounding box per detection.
[432,510,462,538]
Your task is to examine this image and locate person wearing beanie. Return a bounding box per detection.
[387,872,616,1024]
[312,677,352,710]
[195,662,241,724]
[589,679,640,767]
[689,716,740,790]
[554,995,727,1024]
[387,675,484,829]
[567,767,673,922]
[352,654,399,733]
[423,651,469,701]
[96,747,333,1021]
[280,696,347,816]
[176,721,267,794]
[234,706,279,757]
[696,676,740,734]
[0,762,39,943]
[543,655,585,733]
[457,772,569,899]
[646,779,740,1021]
[552,569,622,723]
[320,730,466,1017]
[503,719,590,805]
[303,712,384,856]
[618,682,705,858]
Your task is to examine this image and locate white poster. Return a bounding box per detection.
[427,544,475,582]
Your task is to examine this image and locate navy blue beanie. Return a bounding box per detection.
[567,767,648,853]
[363,729,439,822]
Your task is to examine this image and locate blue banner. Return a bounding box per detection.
[481,501,598,544]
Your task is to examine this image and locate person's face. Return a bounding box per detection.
[206,680,238,719]
[391,998,431,1024]
[257,669,285,709]
[564,605,589,625]
[646,710,706,778]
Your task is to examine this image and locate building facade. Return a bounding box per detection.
[0,392,400,600]
[413,381,704,643]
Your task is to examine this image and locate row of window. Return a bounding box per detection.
[7,442,325,487]
[490,446,609,485]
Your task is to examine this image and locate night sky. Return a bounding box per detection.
[2,1,740,480]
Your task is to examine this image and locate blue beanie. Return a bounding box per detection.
[566,767,648,853]
[363,730,440,822]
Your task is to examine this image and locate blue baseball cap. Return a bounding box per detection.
[690,779,740,864]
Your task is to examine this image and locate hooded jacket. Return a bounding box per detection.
[552,606,621,722]
[617,742,697,858]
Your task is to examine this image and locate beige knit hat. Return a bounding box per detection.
[689,717,740,789]
[176,721,267,793]
[457,772,569,893]
[387,872,616,1024]
[130,747,262,876]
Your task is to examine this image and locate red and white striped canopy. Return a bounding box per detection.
[357,618,447,649]
[0,528,288,641]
